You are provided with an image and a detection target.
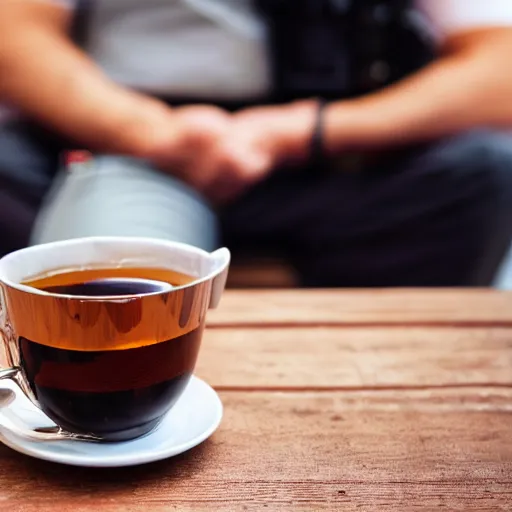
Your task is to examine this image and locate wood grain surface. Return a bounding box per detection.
[209,290,512,326]
[2,390,511,511]
[197,327,512,389]
[1,290,511,511]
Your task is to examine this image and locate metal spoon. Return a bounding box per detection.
[0,387,101,443]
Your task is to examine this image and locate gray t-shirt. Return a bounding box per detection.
[78,0,270,100]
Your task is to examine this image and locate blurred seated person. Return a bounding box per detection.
[0,0,512,287]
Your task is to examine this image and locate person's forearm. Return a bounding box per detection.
[324,28,512,153]
[0,3,173,155]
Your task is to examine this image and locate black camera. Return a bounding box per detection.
[255,0,436,101]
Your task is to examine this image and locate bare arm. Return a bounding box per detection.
[324,28,512,152]
[233,27,512,165]
[0,2,279,203]
[0,0,177,156]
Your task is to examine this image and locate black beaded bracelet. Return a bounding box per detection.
[309,98,327,169]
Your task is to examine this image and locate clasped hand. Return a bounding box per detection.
[148,101,317,204]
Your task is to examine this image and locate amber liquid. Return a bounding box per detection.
[20,267,202,441]
[24,266,195,293]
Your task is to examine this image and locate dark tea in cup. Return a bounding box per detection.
[20,267,200,441]
[0,237,230,442]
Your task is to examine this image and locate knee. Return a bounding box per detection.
[429,130,512,204]
[31,156,220,251]
[435,131,512,283]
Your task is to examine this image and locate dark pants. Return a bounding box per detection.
[222,132,512,286]
[1,120,512,287]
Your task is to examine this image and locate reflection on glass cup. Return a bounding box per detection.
[0,237,230,442]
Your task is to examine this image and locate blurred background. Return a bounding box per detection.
[1,0,512,289]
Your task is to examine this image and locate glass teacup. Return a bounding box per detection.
[0,237,230,442]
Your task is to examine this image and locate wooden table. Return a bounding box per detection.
[1,290,512,511]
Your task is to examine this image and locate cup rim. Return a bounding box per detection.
[0,236,230,301]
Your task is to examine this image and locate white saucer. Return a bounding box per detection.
[0,376,222,467]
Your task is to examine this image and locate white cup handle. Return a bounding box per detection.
[208,248,230,309]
